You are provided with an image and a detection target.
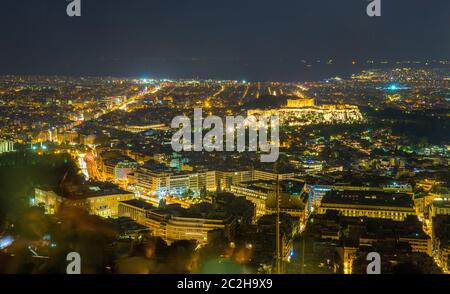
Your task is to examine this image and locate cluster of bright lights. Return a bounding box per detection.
[31,144,47,151]
[383,83,409,91]
[0,236,14,249]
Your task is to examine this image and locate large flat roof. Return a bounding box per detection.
[120,199,155,210]
[322,190,414,208]
[233,180,305,195]
[40,182,133,200]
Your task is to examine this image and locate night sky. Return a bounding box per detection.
[0,0,449,81]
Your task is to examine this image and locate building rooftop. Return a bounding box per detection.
[51,182,133,200]
[140,160,172,173]
[109,217,149,232]
[151,203,225,220]
[119,199,230,221]
[120,199,155,210]
[432,199,450,208]
[233,180,305,195]
[322,190,414,208]
[103,156,136,166]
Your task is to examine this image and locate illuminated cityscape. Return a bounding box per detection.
[0,0,449,280]
[1,69,449,274]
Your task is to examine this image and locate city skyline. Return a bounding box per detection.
[0,0,449,279]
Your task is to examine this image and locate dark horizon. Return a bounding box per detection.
[0,0,449,81]
[1,62,449,83]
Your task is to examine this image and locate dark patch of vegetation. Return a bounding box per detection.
[0,152,81,228]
